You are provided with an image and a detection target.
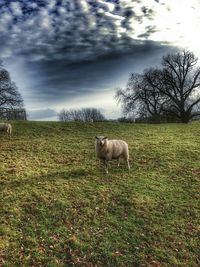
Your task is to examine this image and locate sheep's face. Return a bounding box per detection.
[95,136,108,147]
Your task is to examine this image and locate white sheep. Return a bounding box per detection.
[0,123,12,137]
[95,136,130,174]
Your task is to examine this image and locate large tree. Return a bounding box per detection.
[163,50,200,122]
[116,50,200,123]
[145,51,200,123]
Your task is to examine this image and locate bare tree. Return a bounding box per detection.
[160,50,200,123]
[116,50,200,123]
[58,108,105,122]
[116,71,169,123]
[58,109,70,121]
[0,68,23,110]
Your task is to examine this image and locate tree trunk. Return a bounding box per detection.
[180,110,190,123]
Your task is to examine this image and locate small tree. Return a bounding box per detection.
[116,71,169,123]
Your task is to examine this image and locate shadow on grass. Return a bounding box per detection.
[1,168,93,190]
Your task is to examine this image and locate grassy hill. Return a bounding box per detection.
[0,121,200,266]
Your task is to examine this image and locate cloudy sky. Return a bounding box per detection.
[1,0,200,120]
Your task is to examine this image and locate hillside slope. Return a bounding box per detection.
[0,121,200,266]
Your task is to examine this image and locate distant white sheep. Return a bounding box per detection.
[95,136,130,174]
[0,123,12,137]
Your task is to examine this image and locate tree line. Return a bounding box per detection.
[58,108,105,122]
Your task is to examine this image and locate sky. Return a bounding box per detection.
[0,0,200,120]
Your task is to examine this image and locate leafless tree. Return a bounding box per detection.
[116,50,200,123]
[116,71,169,123]
[58,108,105,122]
[160,50,200,122]
[0,68,24,111]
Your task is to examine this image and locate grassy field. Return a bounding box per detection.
[0,121,200,266]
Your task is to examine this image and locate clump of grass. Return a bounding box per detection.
[0,121,200,266]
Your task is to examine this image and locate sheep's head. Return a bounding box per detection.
[95,136,108,147]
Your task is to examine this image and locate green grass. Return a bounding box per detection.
[0,121,200,266]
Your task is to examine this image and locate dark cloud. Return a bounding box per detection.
[138,26,157,38]
[0,0,166,63]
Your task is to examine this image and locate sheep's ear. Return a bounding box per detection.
[95,136,99,139]
[103,136,107,140]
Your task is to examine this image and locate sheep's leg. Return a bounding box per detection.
[126,158,130,170]
[104,159,109,174]
[9,127,12,138]
[117,158,120,168]
[7,128,11,138]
